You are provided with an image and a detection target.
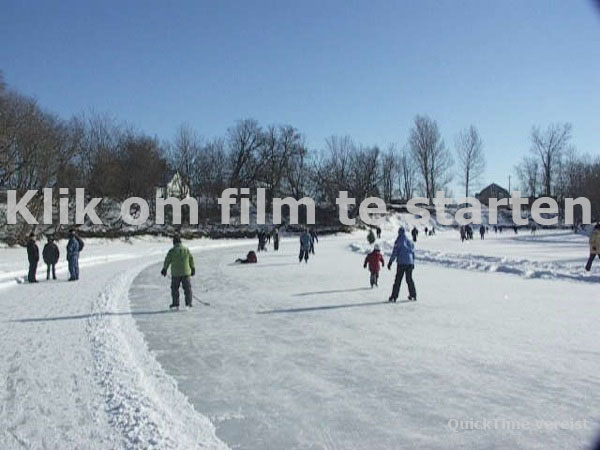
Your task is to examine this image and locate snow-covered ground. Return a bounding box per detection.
[1,225,599,449]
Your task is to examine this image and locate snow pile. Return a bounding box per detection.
[87,268,228,449]
[350,230,599,283]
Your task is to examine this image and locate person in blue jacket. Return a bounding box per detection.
[299,228,311,263]
[387,226,417,302]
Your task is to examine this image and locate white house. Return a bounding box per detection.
[155,171,190,199]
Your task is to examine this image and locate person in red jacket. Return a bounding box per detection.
[364,244,385,288]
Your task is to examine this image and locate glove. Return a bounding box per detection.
[161,268,167,277]
[191,268,195,276]
[387,263,392,271]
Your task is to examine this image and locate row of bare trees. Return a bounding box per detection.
[2,71,487,226]
[515,122,600,218]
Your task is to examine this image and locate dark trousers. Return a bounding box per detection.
[586,254,598,271]
[171,276,192,307]
[28,261,38,282]
[369,271,379,287]
[391,264,416,300]
[299,248,309,262]
[46,263,56,280]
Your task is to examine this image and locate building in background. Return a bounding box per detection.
[476,183,510,206]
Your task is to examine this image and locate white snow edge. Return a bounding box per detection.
[87,264,229,450]
[349,241,600,284]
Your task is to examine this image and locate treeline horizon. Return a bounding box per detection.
[2,70,599,229]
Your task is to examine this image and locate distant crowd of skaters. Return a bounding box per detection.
[160,220,600,309]
[22,220,600,308]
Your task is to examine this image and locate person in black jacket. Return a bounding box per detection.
[42,236,60,280]
[26,232,39,283]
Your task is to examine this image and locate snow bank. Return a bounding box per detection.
[349,237,600,284]
[87,267,228,449]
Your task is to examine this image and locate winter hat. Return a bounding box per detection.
[374,243,381,251]
[398,226,405,234]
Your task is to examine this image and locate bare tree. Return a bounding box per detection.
[285,144,312,200]
[455,125,485,197]
[408,115,453,200]
[314,135,354,205]
[530,122,572,197]
[349,145,380,206]
[227,118,263,188]
[515,156,540,198]
[380,145,397,203]
[119,133,168,199]
[397,148,416,201]
[170,124,202,198]
[257,125,302,204]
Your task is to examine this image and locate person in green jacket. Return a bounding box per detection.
[161,236,195,309]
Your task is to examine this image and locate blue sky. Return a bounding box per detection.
[1,0,599,194]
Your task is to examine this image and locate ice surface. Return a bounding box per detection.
[130,230,600,449]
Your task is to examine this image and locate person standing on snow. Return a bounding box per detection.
[309,228,319,254]
[66,229,81,281]
[387,227,416,302]
[411,226,418,243]
[367,229,376,244]
[299,228,311,263]
[376,226,382,239]
[585,222,600,272]
[26,232,39,283]
[364,243,385,288]
[257,231,267,252]
[273,227,280,251]
[479,225,486,240]
[42,235,59,280]
[161,236,195,309]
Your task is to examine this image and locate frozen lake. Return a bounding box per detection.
[130,230,600,449]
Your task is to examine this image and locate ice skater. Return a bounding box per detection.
[367,229,376,244]
[299,228,311,263]
[235,250,257,264]
[411,226,418,242]
[364,243,385,287]
[387,227,416,302]
[585,222,600,272]
[309,228,319,254]
[273,227,280,251]
[257,231,267,252]
[161,236,196,309]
